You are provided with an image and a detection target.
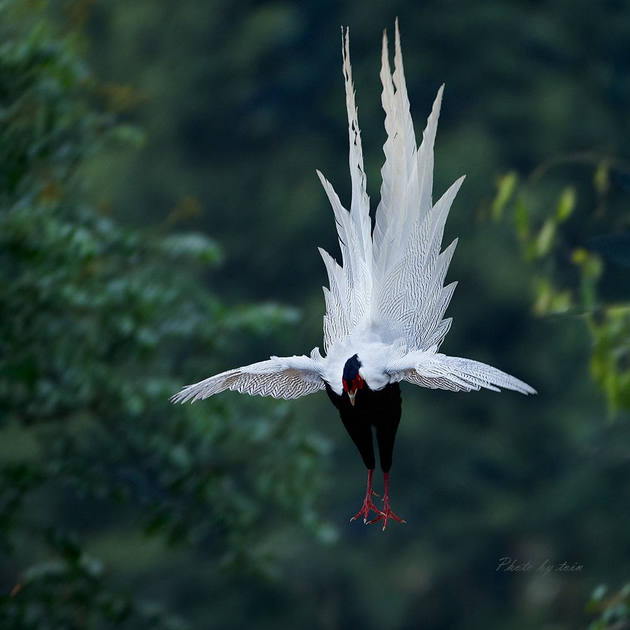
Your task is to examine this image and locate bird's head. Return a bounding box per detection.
[342,354,365,406]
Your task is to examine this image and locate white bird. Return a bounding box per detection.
[172,21,535,530]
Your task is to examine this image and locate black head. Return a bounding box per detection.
[343,354,361,381]
[342,354,365,406]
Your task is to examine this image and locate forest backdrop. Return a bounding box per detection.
[1,1,629,629]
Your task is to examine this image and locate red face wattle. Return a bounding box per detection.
[343,374,364,393]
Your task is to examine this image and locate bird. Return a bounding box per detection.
[171,21,536,531]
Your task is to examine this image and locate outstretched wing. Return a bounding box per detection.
[171,354,325,404]
[386,351,536,395]
[317,28,373,353]
[371,22,463,352]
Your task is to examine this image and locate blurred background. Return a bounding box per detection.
[1,0,630,628]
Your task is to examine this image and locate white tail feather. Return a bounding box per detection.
[319,21,463,353]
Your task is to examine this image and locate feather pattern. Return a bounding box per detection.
[319,22,463,354]
[172,21,535,405]
[386,351,536,395]
[316,27,373,352]
[170,353,325,403]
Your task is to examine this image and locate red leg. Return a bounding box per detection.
[350,469,384,524]
[368,472,406,531]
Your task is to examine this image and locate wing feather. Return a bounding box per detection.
[387,352,536,395]
[171,355,325,403]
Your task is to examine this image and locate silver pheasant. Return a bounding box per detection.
[172,22,535,529]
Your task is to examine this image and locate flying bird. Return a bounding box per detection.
[172,22,535,530]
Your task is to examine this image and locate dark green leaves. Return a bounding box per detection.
[0,2,327,626]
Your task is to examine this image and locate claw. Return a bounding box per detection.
[349,470,405,528]
[349,469,384,523]
[366,471,405,531]
[367,505,406,530]
[350,497,384,524]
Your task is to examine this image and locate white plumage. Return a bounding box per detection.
[171,22,535,406]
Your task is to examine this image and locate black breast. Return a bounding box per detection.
[325,382,401,427]
[325,381,402,472]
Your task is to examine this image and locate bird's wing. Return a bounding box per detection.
[371,21,463,352]
[317,28,373,353]
[386,350,536,395]
[171,354,325,403]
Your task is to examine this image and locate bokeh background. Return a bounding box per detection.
[2,1,630,628]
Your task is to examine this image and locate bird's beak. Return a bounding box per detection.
[348,389,357,406]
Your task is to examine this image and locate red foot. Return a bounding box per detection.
[350,470,384,524]
[367,472,406,531]
[367,499,406,531]
[350,489,384,524]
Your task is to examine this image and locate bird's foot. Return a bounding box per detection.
[350,491,383,524]
[367,497,406,531]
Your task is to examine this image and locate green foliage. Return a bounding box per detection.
[1,530,186,630]
[490,171,518,220]
[587,584,630,630]
[493,152,630,625]
[492,158,630,416]
[0,1,327,626]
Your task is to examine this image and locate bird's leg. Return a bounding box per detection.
[368,471,406,531]
[350,469,383,524]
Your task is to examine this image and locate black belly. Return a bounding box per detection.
[325,382,402,472]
